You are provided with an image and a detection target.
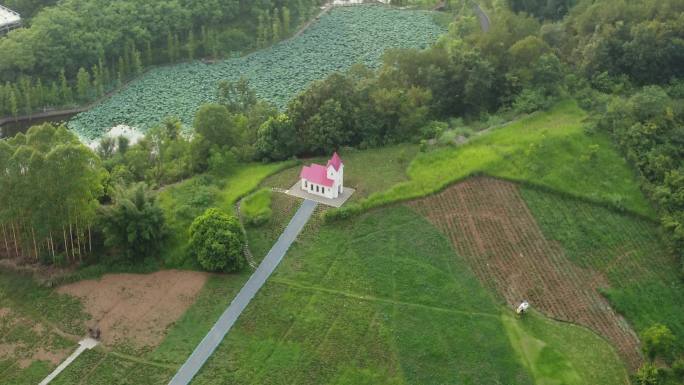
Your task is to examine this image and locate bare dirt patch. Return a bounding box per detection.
[58,270,208,349]
[407,176,641,369]
[19,347,69,368]
[0,307,72,368]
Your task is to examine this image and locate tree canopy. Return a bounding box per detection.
[188,208,245,272]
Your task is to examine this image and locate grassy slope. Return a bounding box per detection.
[157,162,290,268]
[192,205,627,385]
[520,187,684,352]
[340,101,654,218]
[502,311,628,385]
[246,144,418,260]
[241,188,273,224]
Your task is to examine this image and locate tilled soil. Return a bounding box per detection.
[407,176,641,369]
[58,270,208,349]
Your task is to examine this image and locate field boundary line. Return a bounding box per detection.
[328,171,657,224]
[250,252,337,382]
[77,351,108,385]
[0,361,18,380]
[109,351,177,370]
[270,278,499,318]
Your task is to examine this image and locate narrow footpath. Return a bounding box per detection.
[168,199,318,385]
[38,338,99,385]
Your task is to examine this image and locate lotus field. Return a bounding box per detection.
[69,5,446,139]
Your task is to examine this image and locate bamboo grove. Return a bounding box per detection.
[0,124,104,264]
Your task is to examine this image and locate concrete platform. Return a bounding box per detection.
[285,182,355,208]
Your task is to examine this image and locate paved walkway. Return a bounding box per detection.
[471,0,491,32]
[39,338,99,385]
[168,199,318,385]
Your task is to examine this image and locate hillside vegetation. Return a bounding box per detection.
[0,0,323,119]
[157,162,291,268]
[329,101,654,220]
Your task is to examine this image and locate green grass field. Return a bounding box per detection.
[0,270,87,384]
[520,187,684,353]
[49,349,175,385]
[262,144,419,202]
[157,162,291,268]
[241,188,273,225]
[246,144,419,261]
[190,205,628,385]
[335,101,654,219]
[502,311,628,385]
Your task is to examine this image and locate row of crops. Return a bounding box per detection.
[407,177,643,368]
[69,5,446,139]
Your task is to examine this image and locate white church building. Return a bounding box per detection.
[299,152,344,199]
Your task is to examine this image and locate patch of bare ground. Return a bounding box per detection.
[0,257,73,285]
[0,307,71,368]
[407,176,642,369]
[57,270,208,350]
[19,347,67,368]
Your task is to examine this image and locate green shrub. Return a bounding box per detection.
[672,357,684,380]
[635,362,659,385]
[98,184,167,261]
[420,121,448,140]
[437,126,473,146]
[513,88,551,114]
[208,147,238,176]
[642,324,676,361]
[189,208,245,272]
[484,114,505,128]
[241,188,273,226]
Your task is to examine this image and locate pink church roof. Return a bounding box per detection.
[300,153,344,188]
[300,164,334,187]
[327,152,343,171]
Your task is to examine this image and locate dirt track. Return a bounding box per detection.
[407,176,641,369]
[58,270,207,349]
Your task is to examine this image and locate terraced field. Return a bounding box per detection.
[408,176,684,373]
[407,177,642,368]
[69,5,446,139]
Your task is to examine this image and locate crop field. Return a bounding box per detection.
[341,101,654,219]
[520,187,684,354]
[69,6,446,139]
[407,177,642,368]
[189,205,627,385]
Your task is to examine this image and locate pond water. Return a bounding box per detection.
[0,112,78,138]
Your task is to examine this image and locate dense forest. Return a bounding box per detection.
[0,0,322,117]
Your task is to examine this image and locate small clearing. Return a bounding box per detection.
[407,176,641,368]
[58,270,208,349]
